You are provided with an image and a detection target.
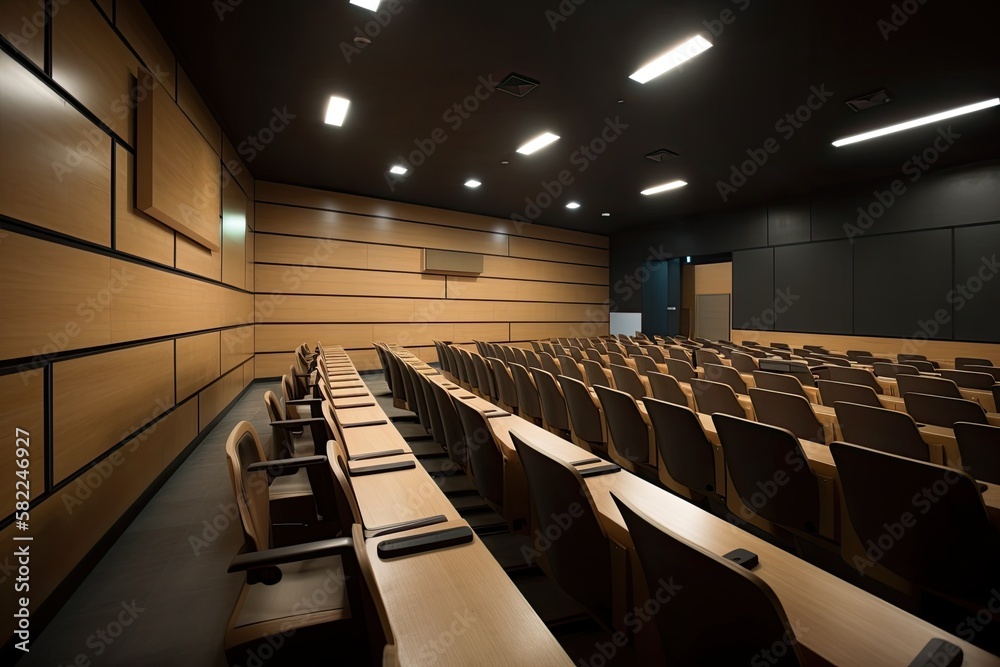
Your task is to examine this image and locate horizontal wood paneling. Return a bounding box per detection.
[255,349,384,377]
[446,276,607,303]
[115,0,174,97]
[52,0,137,141]
[0,398,197,643]
[0,0,46,67]
[255,181,608,249]
[199,364,246,430]
[175,232,222,281]
[494,302,609,323]
[732,329,1000,365]
[176,331,221,401]
[509,236,609,267]
[0,232,113,360]
[0,50,112,246]
[482,255,608,284]
[510,322,611,341]
[115,145,176,265]
[255,203,509,256]
[110,260,220,341]
[372,323,510,348]
[223,136,255,200]
[254,233,369,270]
[0,371,45,519]
[255,264,446,298]
[177,66,221,155]
[222,326,254,373]
[256,324,376,353]
[53,341,175,483]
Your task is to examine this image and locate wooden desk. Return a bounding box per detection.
[365,520,574,666]
[338,423,413,457]
[346,454,462,530]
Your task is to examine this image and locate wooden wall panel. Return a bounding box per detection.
[482,256,608,285]
[53,341,175,483]
[243,357,255,387]
[223,137,254,200]
[255,203,508,256]
[255,181,608,249]
[0,0,46,67]
[115,0,174,97]
[222,179,247,288]
[731,329,1000,365]
[494,302,609,323]
[256,324,375,353]
[367,244,423,272]
[0,233,112,360]
[176,232,222,281]
[0,51,112,246]
[246,228,256,290]
[115,145,176,265]
[110,260,220,341]
[52,0,137,141]
[137,69,222,250]
[446,276,607,304]
[198,365,245,430]
[175,331,221,401]
[0,397,198,641]
[221,288,254,329]
[257,295,417,324]
[222,326,254,373]
[254,352,294,379]
[510,322,611,341]
[177,66,221,154]
[0,371,45,519]
[255,264,446,298]
[372,323,509,348]
[509,236,608,267]
[254,233,369,270]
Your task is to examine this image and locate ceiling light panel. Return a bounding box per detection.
[630,35,712,84]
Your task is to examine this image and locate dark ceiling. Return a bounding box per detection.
[142,0,1000,235]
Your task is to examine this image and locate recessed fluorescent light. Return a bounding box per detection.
[641,180,687,196]
[686,256,692,263]
[389,165,408,175]
[602,212,611,217]
[349,0,381,11]
[516,132,560,155]
[629,35,712,84]
[465,179,482,188]
[566,202,581,209]
[832,98,1000,147]
[324,96,350,126]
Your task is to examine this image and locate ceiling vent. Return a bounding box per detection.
[845,89,892,112]
[497,73,540,98]
[645,148,680,162]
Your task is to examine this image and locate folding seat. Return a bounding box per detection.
[903,393,988,429]
[954,422,1000,484]
[594,385,654,477]
[749,388,826,443]
[816,380,882,408]
[609,364,647,400]
[645,372,688,407]
[752,371,809,401]
[703,363,748,395]
[531,368,572,439]
[689,378,748,418]
[510,363,543,426]
[612,492,805,666]
[833,402,929,461]
[558,375,608,456]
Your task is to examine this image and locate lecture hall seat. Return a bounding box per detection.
[557,374,608,456]
[689,378,747,418]
[833,401,930,461]
[749,388,827,444]
[902,393,988,429]
[611,492,805,666]
[223,422,377,666]
[643,397,722,504]
[645,372,689,407]
[816,380,883,409]
[954,422,1000,485]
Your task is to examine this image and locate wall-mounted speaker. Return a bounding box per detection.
[422,249,484,276]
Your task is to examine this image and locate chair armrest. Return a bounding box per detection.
[247,455,328,477]
[286,398,322,406]
[228,537,354,573]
